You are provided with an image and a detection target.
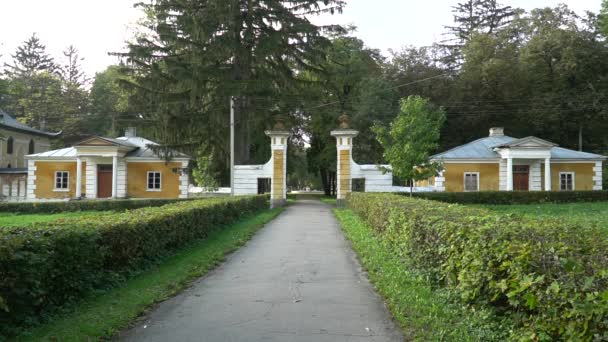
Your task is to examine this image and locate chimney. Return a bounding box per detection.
[489,127,504,137]
[125,127,137,138]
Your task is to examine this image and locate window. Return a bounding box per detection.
[147,171,161,191]
[28,139,35,154]
[6,136,13,155]
[54,171,69,191]
[559,172,575,191]
[464,172,480,192]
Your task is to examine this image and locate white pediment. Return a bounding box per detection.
[502,136,557,148]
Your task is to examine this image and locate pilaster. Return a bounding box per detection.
[330,114,359,207]
[265,119,291,208]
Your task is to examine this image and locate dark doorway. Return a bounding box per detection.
[352,178,366,192]
[97,165,113,198]
[513,165,529,191]
[257,178,271,195]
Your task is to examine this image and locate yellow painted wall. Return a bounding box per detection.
[339,150,350,194]
[540,163,595,191]
[443,163,500,192]
[34,161,86,199]
[127,162,181,198]
[272,150,284,198]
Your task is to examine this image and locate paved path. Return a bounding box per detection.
[120,198,402,342]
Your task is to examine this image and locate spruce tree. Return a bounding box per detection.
[442,0,515,68]
[3,33,57,78]
[61,45,88,87]
[119,0,344,167]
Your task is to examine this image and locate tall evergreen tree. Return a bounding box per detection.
[59,45,90,144]
[61,45,88,87]
[3,33,57,78]
[442,0,515,68]
[120,0,345,168]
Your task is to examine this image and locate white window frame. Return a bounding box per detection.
[54,171,70,192]
[559,172,575,191]
[463,172,480,192]
[147,171,162,192]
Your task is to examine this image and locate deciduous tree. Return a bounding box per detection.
[372,96,446,195]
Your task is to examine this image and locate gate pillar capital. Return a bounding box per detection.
[265,128,291,208]
[331,115,359,207]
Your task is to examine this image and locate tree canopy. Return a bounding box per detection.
[372,96,446,190]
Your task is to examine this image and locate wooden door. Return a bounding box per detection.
[97,165,113,198]
[513,165,529,191]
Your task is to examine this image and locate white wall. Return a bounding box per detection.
[179,160,189,198]
[594,161,603,191]
[26,159,36,200]
[350,163,393,192]
[233,160,273,196]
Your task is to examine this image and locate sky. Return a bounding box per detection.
[0,0,602,78]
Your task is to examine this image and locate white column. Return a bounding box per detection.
[506,157,513,191]
[111,155,118,199]
[544,158,552,191]
[75,156,82,198]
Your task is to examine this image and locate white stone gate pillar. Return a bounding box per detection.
[331,114,359,207]
[265,120,291,208]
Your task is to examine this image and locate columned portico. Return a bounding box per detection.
[495,136,556,192]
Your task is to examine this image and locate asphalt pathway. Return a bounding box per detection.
[120,197,403,342]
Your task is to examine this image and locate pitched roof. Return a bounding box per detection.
[0,110,61,138]
[76,136,138,149]
[117,136,190,159]
[432,135,606,160]
[431,136,516,159]
[27,135,190,160]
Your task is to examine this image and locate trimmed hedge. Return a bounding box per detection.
[409,190,608,204]
[348,193,608,341]
[0,198,193,214]
[0,195,268,337]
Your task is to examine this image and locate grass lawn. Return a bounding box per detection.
[0,211,112,227]
[333,208,505,341]
[16,208,283,342]
[319,196,336,206]
[478,201,608,228]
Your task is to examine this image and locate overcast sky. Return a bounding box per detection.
[0,0,602,78]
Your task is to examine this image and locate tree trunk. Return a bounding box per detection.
[320,168,330,196]
[330,171,337,196]
[579,125,583,152]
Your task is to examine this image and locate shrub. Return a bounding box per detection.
[409,190,608,204]
[348,193,608,340]
[0,198,194,214]
[0,195,268,337]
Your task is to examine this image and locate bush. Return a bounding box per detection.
[409,190,608,204]
[348,193,608,341]
[0,195,268,337]
[0,198,196,214]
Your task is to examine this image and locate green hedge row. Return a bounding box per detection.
[0,195,268,337]
[409,190,608,204]
[0,198,193,214]
[348,193,608,341]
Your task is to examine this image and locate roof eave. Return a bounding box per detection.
[0,124,63,138]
